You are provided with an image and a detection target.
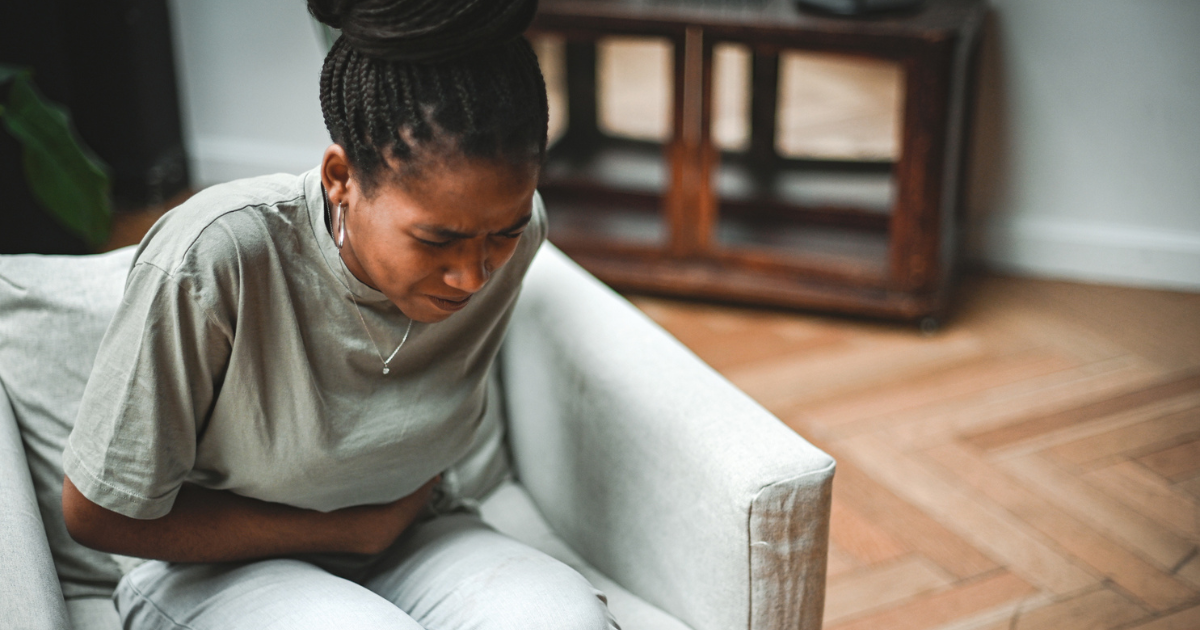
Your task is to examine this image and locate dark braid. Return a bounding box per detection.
[311,0,547,194]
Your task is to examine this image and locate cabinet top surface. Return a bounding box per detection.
[533,0,986,39]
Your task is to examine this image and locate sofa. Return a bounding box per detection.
[0,242,834,630]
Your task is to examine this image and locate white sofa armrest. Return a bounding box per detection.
[0,380,71,629]
[501,245,834,630]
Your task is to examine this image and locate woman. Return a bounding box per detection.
[60,1,618,628]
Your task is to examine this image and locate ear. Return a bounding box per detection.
[320,144,354,206]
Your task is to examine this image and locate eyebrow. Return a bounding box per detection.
[416,213,532,239]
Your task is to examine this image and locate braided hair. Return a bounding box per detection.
[309,0,548,194]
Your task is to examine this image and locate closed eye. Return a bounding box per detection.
[416,236,453,248]
[413,214,531,246]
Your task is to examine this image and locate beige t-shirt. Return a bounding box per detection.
[64,168,547,520]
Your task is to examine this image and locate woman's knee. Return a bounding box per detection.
[117,559,422,630]
[472,559,618,630]
[533,586,618,630]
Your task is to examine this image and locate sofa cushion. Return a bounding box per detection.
[65,597,121,630]
[481,481,693,630]
[0,247,137,598]
[443,369,512,505]
[0,246,511,600]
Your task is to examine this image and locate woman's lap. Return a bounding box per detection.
[116,514,618,630]
[117,557,418,630]
[363,513,618,630]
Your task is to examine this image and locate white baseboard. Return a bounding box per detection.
[189,136,327,188]
[973,216,1200,292]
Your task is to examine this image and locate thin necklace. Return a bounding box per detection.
[346,283,412,375]
[329,195,413,375]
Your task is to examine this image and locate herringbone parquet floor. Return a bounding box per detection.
[631,275,1200,630]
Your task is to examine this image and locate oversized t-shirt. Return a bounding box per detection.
[63,168,547,520]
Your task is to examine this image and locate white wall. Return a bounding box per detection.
[967,0,1200,290]
[166,0,1200,291]
[167,0,331,186]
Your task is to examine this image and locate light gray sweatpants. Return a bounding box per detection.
[115,513,620,630]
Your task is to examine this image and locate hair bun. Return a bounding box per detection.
[307,0,352,29]
[307,0,538,63]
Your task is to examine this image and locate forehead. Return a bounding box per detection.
[374,157,538,229]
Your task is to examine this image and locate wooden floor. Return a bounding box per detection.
[630,275,1200,630]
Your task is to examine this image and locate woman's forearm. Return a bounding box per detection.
[62,475,433,563]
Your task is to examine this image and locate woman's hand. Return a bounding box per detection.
[334,475,440,555]
[62,474,442,563]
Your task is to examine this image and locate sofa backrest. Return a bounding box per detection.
[0,247,137,599]
[0,378,73,628]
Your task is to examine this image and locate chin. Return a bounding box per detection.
[395,300,454,324]
[393,291,473,323]
[414,309,455,324]
[395,304,439,323]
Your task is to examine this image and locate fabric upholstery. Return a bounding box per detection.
[0,382,71,629]
[65,598,121,630]
[749,473,833,629]
[500,245,836,630]
[481,481,692,630]
[0,247,138,599]
[440,371,512,507]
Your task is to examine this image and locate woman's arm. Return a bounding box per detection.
[62,475,437,562]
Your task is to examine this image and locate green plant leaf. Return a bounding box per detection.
[0,70,112,249]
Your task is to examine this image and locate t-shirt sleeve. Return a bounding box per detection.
[63,258,232,520]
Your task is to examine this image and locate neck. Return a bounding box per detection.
[325,191,379,291]
[339,243,378,291]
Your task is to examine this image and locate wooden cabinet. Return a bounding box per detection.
[530,0,986,323]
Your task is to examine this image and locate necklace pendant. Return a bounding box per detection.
[382,366,390,375]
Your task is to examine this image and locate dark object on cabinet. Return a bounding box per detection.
[796,0,927,17]
[530,0,986,324]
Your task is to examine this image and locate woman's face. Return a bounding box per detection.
[321,147,539,323]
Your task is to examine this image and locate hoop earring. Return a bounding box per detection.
[335,202,346,250]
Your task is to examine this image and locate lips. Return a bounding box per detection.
[429,294,472,312]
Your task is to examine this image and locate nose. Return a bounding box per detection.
[444,239,491,293]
